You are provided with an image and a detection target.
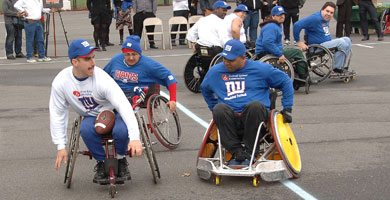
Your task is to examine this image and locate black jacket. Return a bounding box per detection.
[236,0,263,11]
[278,0,299,9]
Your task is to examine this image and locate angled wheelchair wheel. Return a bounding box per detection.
[258,55,294,81]
[209,54,223,68]
[147,94,182,149]
[269,110,301,177]
[306,44,333,83]
[64,116,82,188]
[197,121,219,160]
[184,54,207,93]
[136,113,160,184]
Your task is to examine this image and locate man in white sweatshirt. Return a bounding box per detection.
[49,39,142,183]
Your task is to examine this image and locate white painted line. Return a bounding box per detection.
[160,91,318,200]
[352,41,390,46]
[354,44,374,48]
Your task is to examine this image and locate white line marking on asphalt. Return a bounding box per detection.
[354,44,374,48]
[160,91,318,200]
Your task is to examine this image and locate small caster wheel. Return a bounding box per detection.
[351,76,355,80]
[109,185,117,198]
[344,77,350,83]
[214,175,221,186]
[252,176,259,187]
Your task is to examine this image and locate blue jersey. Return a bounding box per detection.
[200,59,294,112]
[121,1,133,12]
[255,22,283,57]
[104,53,177,97]
[293,11,332,45]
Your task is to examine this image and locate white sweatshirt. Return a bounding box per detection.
[49,66,140,150]
[14,0,50,20]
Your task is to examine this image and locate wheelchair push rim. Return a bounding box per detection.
[258,55,295,81]
[306,44,333,83]
[270,110,301,177]
[64,116,82,188]
[147,94,182,149]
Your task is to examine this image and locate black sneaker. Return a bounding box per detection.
[333,68,345,74]
[93,161,106,182]
[233,148,246,162]
[16,53,26,58]
[106,42,115,46]
[118,158,131,180]
[149,44,158,49]
[6,55,15,60]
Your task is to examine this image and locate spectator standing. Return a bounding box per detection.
[3,0,25,60]
[87,0,112,51]
[336,0,354,38]
[14,0,51,63]
[133,0,159,49]
[171,0,189,46]
[236,0,262,42]
[358,0,383,41]
[116,0,134,45]
[199,0,220,16]
[278,0,302,44]
[260,0,277,21]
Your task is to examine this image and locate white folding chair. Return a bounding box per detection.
[187,15,204,48]
[143,17,165,50]
[168,16,189,49]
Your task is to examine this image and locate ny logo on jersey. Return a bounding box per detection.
[225,81,245,96]
[78,96,99,110]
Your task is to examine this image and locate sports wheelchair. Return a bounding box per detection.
[63,86,181,198]
[196,109,301,186]
[184,42,255,93]
[380,8,390,34]
[305,43,356,84]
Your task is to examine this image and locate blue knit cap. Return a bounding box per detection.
[122,35,142,55]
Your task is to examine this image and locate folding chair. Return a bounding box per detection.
[187,15,203,48]
[168,16,189,49]
[143,17,165,50]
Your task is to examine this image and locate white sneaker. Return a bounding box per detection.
[37,57,52,62]
[27,59,37,63]
[284,39,290,45]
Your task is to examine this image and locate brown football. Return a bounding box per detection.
[95,110,116,135]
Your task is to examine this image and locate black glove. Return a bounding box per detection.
[281,108,292,123]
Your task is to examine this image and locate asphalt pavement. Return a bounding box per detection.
[1,1,390,199]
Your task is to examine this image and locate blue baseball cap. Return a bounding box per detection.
[213,1,231,10]
[220,39,246,60]
[68,39,98,60]
[234,4,249,12]
[271,6,286,16]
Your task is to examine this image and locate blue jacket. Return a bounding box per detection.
[255,22,283,57]
[293,11,332,45]
[200,59,294,112]
[104,53,177,97]
[121,1,133,12]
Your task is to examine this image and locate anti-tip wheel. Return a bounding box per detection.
[252,176,259,187]
[344,77,350,83]
[215,175,221,186]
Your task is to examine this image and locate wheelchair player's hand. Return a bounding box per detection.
[281,108,292,123]
[296,41,308,51]
[167,101,176,113]
[278,55,286,63]
[128,140,143,157]
[55,149,67,170]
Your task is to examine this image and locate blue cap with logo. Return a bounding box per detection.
[213,1,231,10]
[234,4,249,12]
[68,39,98,60]
[271,6,286,16]
[122,35,142,55]
[220,39,246,60]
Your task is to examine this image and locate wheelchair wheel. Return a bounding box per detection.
[197,121,218,159]
[258,55,294,81]
[269,110,301,177]
[306,44,333,83]
[64,116,82,188]
[147,94,182,149]
[209,54,223,68]
[184,54,207,93]
[136,113,160,184]
[380,9,390,34]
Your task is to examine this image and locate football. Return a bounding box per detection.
[95,110,116,135]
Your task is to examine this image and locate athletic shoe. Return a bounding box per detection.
[27,58,37,63]
[16,53,26,58]
[284,39,290,45]
[93,161,106,182]
[7,55,15,60]
[118,158,131,180]
[37,57,52,62]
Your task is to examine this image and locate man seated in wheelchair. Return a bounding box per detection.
[200,39,294,165]
[104,35,178,112]
[293,1,351,74]
[255,6,309,86]
[186,1,230,61]
[49,39,143,183]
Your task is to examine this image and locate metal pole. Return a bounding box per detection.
[53,12,57,58]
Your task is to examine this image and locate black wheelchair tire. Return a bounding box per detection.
[64,116,81,188]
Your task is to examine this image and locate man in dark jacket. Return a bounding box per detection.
[236,0,262,42]
[2,0,25,60]
[336,0,354,38]
[278,0,303,44]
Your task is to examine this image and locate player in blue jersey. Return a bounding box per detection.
[104,35,178,112]
[200,39,294,165]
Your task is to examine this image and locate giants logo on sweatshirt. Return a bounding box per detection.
[114,70,138,83]
[225,81,245,96]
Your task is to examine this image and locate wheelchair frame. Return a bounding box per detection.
[196,109,301,186]
[63,93,180,197]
